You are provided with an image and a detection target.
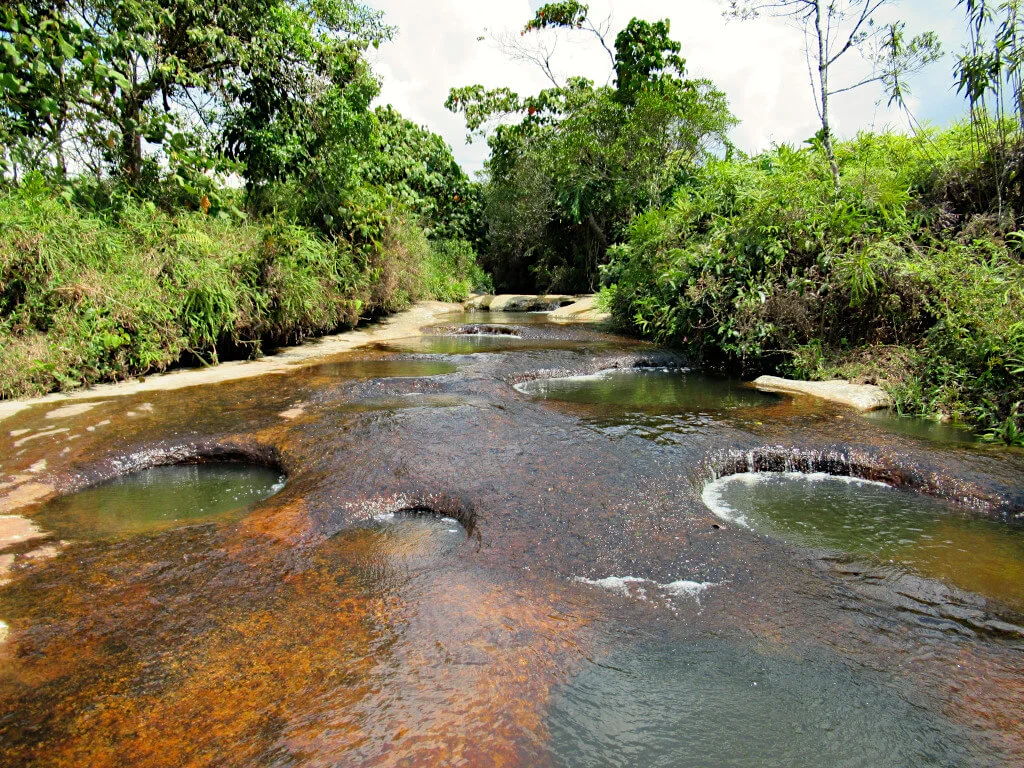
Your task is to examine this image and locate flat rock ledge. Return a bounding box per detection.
[752,376,891,411]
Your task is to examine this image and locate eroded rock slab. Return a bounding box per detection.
[0,514,46,549]
[548,296,611,324]
[752,376,891,411]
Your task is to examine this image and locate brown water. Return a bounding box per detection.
[1,311,1023,766]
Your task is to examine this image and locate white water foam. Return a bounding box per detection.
[662,580,718,600]
[574,575,719,605]
[702,471,896,527]
[0,619,8,646]
[574,575,648,597]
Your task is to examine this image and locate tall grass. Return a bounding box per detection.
[0,180,486,397]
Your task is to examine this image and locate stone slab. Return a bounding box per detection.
[752,376,891,411]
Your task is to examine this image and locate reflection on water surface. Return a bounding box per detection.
[305,359,458,378]
[516,368,779,410]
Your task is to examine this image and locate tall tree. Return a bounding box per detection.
[448,6,734,291]
[0,0,392,187]
[726,0,941,188]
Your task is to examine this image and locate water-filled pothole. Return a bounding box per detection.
[305,360,458,378]
[547,639,992,768]
[371,508,467,542]
[34,462,285,539]
[515,368,779,410]
[382,335,534,355]
[703,472,1024,611]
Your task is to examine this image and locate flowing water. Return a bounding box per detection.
[1,309,1022,767]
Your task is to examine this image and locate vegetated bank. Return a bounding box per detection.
[0,180,488,399]
[602,126,1024,443]
[0,1,490,399]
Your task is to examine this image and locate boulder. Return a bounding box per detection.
[548,295,611,324]
[463,294,495,310]
[752,376,891,411]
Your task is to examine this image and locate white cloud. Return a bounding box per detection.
[368,0,968,173]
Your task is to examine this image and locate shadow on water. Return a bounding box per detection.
[861,410,980,445]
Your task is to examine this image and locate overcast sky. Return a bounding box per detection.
[365,1,970,174]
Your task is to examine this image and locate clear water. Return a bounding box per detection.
[703,472,1024,610]
[862,410,979,444]
[515,368,779,410]
[382,335,536,355]
[435,310,556,325]
[34,463,285,539]
[548,640,991,768]
[305,359,458,378]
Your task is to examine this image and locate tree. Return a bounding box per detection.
[0,0,393,187]
[726,0,941,188]
[447,6,734,291]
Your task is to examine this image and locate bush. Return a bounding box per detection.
[604,127,1024,443]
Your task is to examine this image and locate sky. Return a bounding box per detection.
[365,1,971,175]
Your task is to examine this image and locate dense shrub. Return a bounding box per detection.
[603,128,1024,442]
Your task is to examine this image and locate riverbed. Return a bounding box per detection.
[0,306,1022,766]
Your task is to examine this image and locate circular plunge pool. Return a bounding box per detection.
[703,472,1024,611]
[34,462,285,539]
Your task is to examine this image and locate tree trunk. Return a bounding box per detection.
[121,99,143,187]
[814,2,841,190]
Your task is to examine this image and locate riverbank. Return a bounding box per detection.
[0,301,464,425]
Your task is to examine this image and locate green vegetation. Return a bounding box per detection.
[0,0,487,397]
[0,178,484,397]
[447,3,734,293]
[602,127,1024,442]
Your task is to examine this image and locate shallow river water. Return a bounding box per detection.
[0,308,1022,767]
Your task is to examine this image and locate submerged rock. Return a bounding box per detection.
[752,375,891,411]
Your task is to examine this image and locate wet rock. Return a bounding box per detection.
[0,514,46,548]
[752,376,891,411]
[45,402,101,420]
[0,482,53,514]
[978,619,1024,638]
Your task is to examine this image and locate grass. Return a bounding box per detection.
[0,181,487,398]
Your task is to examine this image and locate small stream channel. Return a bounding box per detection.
[0,306,1022,766]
